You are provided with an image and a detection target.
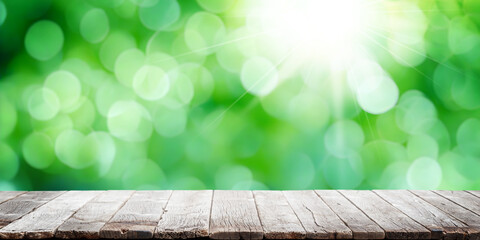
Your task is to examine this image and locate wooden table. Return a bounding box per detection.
[0,190,478,239]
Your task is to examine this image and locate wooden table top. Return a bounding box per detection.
[0,190,478,239]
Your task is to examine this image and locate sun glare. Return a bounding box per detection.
[246,0,372,69]
[305,0,364,46]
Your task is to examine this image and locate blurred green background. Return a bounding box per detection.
[0,0,480,190]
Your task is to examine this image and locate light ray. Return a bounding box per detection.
[365,25,464,76]
[359,30,444,107]
[202,45,299,133]
[146,28,281,64]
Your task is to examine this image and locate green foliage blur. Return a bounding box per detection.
[0,0,480,190]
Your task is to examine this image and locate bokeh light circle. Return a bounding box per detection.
[395,91,437,134]
[122,158,166,189]
[184,11,226,54]
[380,161,409,189]
[22,132,56,169]
[133,65,170,101]
[241,56,279,96]
[457,118,480,158]
[323,153,364,189]
[389,40,426,67]
[433,63,462,109]
[80,8,109,43]
[153,106,187,137]
[356,75,399,114]
[31,114,73,139]
[451,72,480,110]
[55,130,116,170]
[0,0,6,26]
[451,148,480,182]
[96,80,135,117]
[60,58,92,88]
[25,20,64,61]
[287,93,330,131]
[407,157,442,189]
[170,33,207,63]
[347,59,385,94]
[449,16,479,55]
[114,48,145,87]
[69,97,96,131]
[281,154,315,189]
[407,134,438,160]
[324,120,364,158]
[85,131,116,176]
[139,0,180,31]
[28,87,60,121]
[426,120,451,154]
[161,70,194,108]
[178,63,214,106]
[386,1,427,67]
[146,52,178,71]
[376,110,408,143]
[361,140,407,188]
[107,100,153,142]
[55,129,88,169]
[216,27,257,73]
[44,70,82,112]
[260,79,300,120]
[215,165,253,190]
[99,31,136,71]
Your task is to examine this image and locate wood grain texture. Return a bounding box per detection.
[56,190,134,239]
[0,191,65,229]
[253,191,305,239]
[155,190,212,239]
[209,190,263,240]
[469,191,480,199]
[283,190,351,239]
[375,190,468,240]
[340,190,430,239]
[0,190,477,239]
[316,190,384,239]
[434,190,480,216]
[411,190,480,240]
[0,191,99,239]
[0,192,25,205]
[100,191,172,239]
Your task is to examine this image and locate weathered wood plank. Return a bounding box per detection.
[0,191,99,239]
[100,191,172,239]
[0,192,25,205]
[155,190,212,239]
[340,190,430,239]
[0,190,477,239]
[411,190,480,240]
[283,191,351,239]
[56,190,134,239]
[469,191,480,199]
[253,191,305,239]
[316,190,384,239]
[375,190,468,240]
[435,190,480,216]
[210,190,263,240]
[0,191,65,229]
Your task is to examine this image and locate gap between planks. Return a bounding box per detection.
[0,190,479,239]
